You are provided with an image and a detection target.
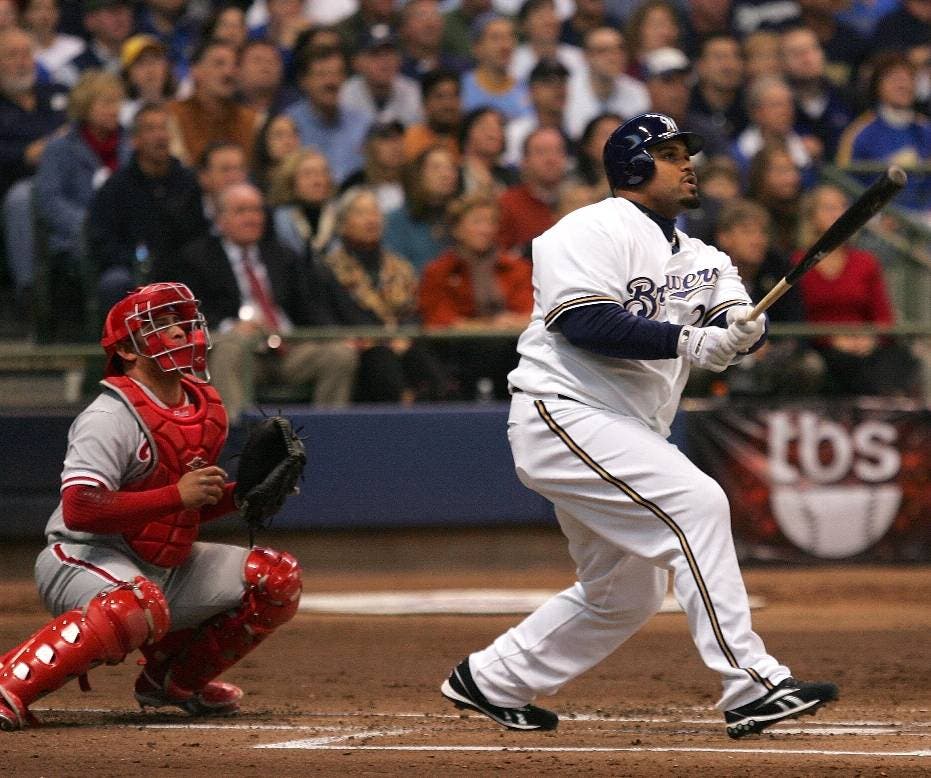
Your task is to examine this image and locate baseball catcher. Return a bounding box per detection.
[0,282,304,730]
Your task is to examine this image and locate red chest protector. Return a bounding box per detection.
[102,376,228,568]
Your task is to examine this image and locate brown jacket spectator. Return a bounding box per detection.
[166,39,261,167]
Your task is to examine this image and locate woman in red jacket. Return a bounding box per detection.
[793,183,921,397]
[419,193,533,399]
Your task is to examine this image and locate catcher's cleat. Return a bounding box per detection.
[134,670,243,716]
[0,689,40,731]
[724,677,839,738]
[441,659,558,731]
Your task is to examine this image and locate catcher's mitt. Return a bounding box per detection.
[234,416,306,533]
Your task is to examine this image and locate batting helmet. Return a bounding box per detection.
[101,282,211,380]
[603,113,704,190]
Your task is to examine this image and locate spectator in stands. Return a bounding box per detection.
[624,0,682,80]
[153,181,358,422]
[441,0,490,61]
[340,25,423,127]
[688,33,748,141]
[21,0,85,85]
[565,26,649,139]
[118,34,175,128]
[268,148,338,259]
[781,25,855,161]
[197,141,248,227]
[640,46,730,158]
[837,53,931,216]
[57,0,133,86]
[397,0,469,81]
[797,0,870,88]
[246,0,310,78]
[87,103,208,311]
[200,4,247,50]
[419,193,533,399]
[250,112,299,192]
[748,142,803,257]
[559,0,621,49]
[510,0,586,84]
[678,0,730,58]
[460,14,532,121]
[383,144,458,270]
[498,126,567,257]
[319,186,449,402]
[911,44,931,116]
[402,67,461,161]
[793,183,921,397]
[0,0,15,32]
[872,0,931,55]
[742,29,782,82]
[236,39,299,122]
[568,111,620,195]
[710,198,824,396]
[34,70,128,339]
[733,74,818,187]
[336,0,395,53]
[133,0,201,86]
[0,26,68,305]
[504,58,571,168]
[340,119,406,214]
[285,46,370,185]
[166,39,262,168]
[458,106,516,196]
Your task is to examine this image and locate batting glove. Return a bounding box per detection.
[725,305,767,352]
[677,325,739,373]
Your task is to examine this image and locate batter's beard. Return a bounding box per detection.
[680,193,701,209]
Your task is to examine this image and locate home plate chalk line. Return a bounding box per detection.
[33,708,931,757]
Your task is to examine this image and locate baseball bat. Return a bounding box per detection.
[747,166,908,321]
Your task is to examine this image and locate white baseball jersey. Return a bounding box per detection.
[508,196,751,436]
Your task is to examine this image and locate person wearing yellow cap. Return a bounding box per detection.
[119,34,176,127]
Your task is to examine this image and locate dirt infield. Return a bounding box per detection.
[1,528,929,776]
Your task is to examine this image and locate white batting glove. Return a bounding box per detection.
[725,305,767,352]
[676,325,739,373]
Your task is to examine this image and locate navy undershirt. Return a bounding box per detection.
[555,201,740,359]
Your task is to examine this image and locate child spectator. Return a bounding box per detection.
[119,34,175,127]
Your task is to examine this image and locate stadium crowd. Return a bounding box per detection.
[0,0,928,417]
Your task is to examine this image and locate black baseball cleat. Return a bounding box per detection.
[441,659,558,731]
[725,677,839,738]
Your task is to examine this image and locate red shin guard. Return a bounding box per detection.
[0,578,169,730]
[163,548,301,696]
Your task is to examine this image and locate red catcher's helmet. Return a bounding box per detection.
[100,282,211,380]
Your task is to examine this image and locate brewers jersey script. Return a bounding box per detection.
[509,196,751,436]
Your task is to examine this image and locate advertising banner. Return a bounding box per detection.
[686,400,930,562]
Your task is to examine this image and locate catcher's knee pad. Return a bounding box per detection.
[0,577,169,729]
[244,547,302,629]
[163,548,301,694]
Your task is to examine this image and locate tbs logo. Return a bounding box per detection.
[766,411,901,559]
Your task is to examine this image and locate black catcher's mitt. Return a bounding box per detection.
[234,416,306,531]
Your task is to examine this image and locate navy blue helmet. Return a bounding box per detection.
[603,113,704,190]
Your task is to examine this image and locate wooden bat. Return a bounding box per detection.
[747,166,908,321]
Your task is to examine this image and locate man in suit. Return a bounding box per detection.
[151,182,358,423]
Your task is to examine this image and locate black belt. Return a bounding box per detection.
[511,387,578,402]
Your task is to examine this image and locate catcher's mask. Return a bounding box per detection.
[101,282,211,380]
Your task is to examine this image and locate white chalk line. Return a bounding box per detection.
[254,744,929,756]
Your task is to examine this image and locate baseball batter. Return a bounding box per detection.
[0,282,302,730]
[441,113,838,738]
